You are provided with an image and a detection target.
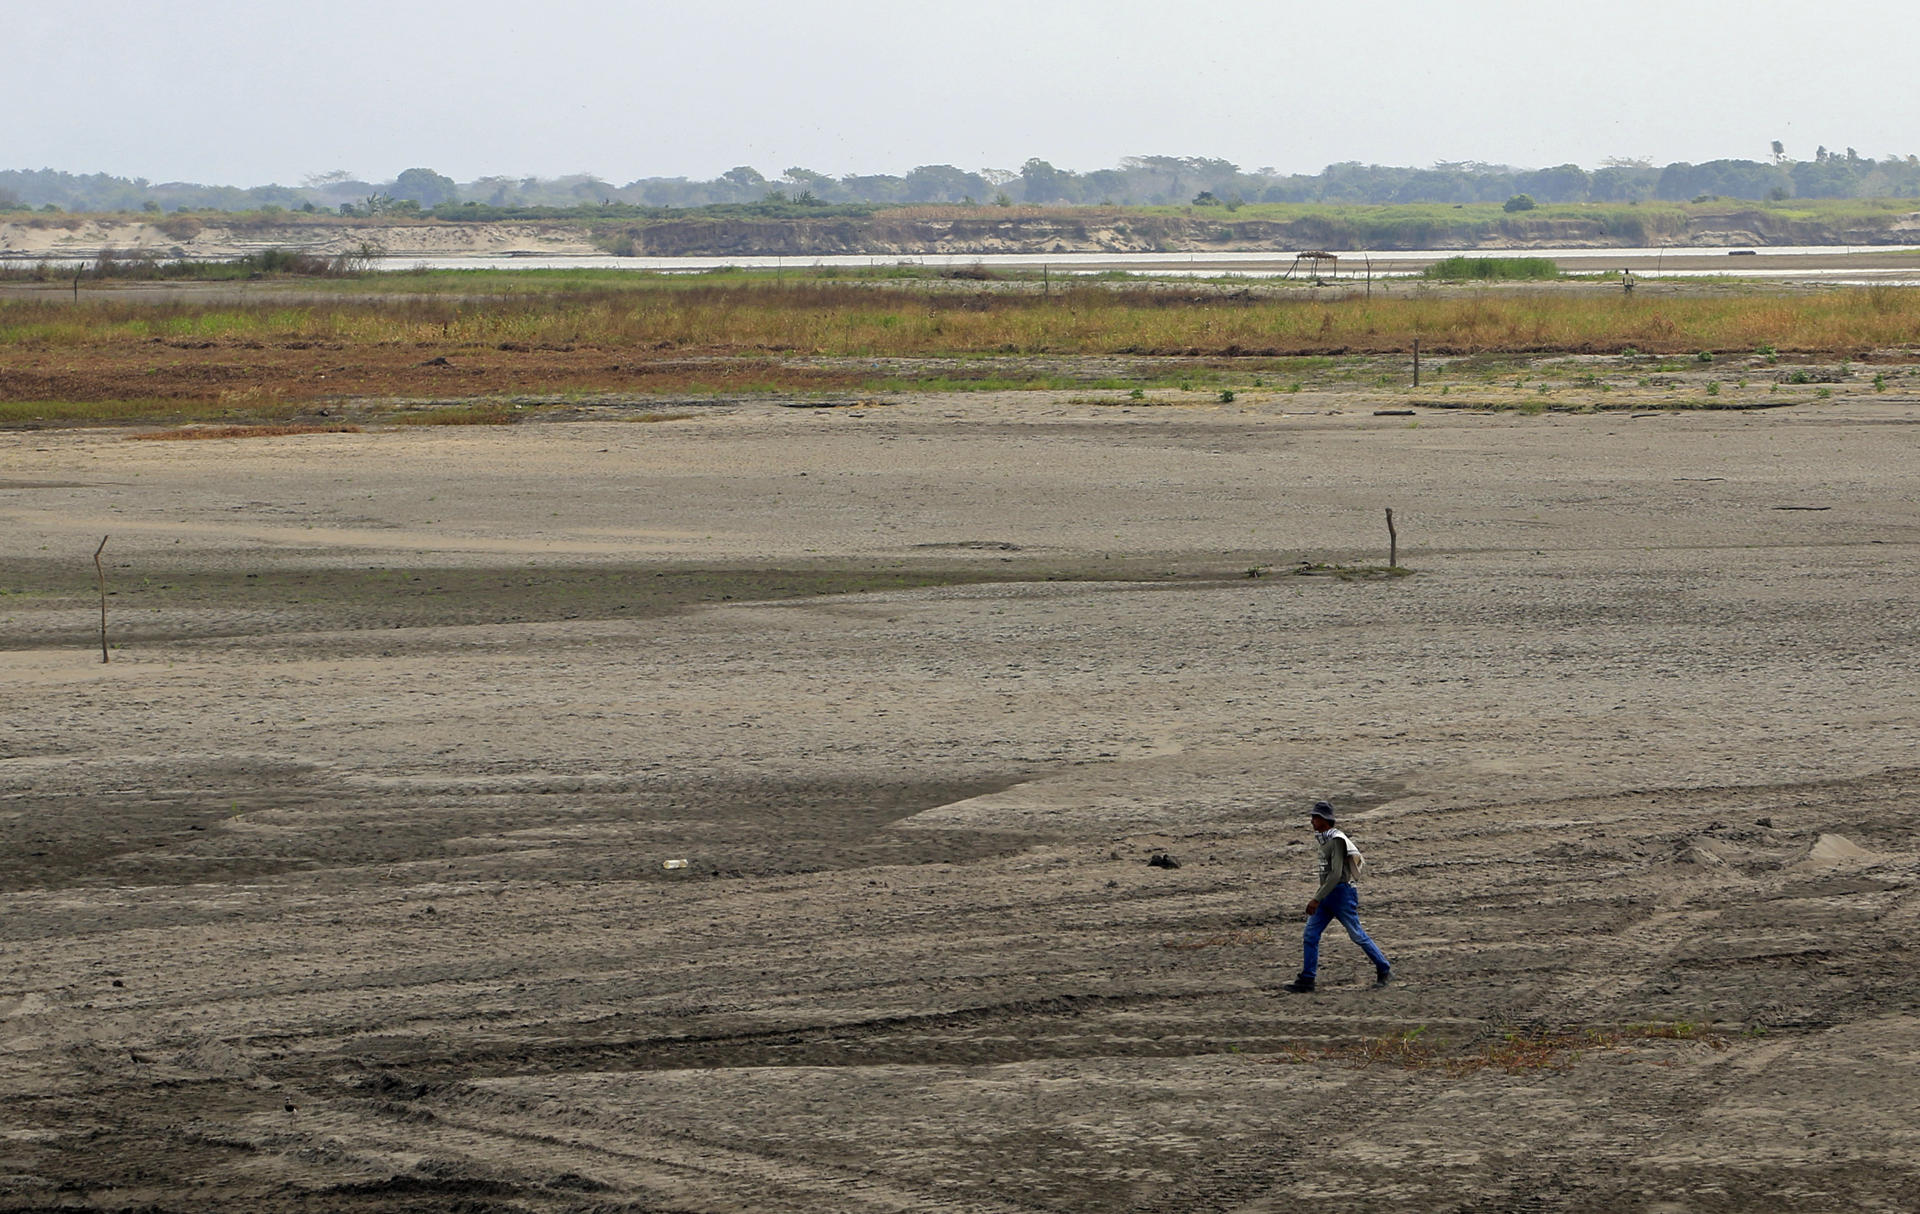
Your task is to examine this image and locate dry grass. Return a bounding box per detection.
[10,280,1920,360]
[6,279,1916,428]
[127,423,362,440]
[385,405,519,426]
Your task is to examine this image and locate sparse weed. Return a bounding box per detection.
[128,423,362,440]
[386,404,520,426]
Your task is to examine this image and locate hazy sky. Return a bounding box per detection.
[14,0,1918,185]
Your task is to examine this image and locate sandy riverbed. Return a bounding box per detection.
[4,391,1919,1211]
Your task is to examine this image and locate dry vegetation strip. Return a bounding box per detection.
[10,281,1920,356]
[128,423,362,440]
[3,280,1918,421]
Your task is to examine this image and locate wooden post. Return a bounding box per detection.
[93,535,110,662]
[1043,264,1050,299]
[1412,338,1420,387]
[1385,508,1398,569]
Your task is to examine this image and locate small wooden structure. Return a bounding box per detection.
[1283,250,1338,282]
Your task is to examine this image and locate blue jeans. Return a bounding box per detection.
[1302,883,1389,977]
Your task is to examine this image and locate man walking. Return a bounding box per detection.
[1283,801,1391,993]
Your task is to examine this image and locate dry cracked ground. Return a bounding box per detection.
[4,387,1920,1212]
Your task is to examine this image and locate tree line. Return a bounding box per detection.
[5,150,1918,215]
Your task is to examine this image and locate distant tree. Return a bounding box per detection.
[1589,163,1657,202]
[1791,154,1868,198]
[1019,158,1069,203]
[716,166,767,202]
[1514,164,1590,203]
[1081,168,1126,203]
[782,167,837,200]
[901,164,988,203]
[1393,167,1499,204]
[391,168,458,207]
[1120,155,1194,204]
[839,173,907,204]
[1655,160,1793,201]
[565,176,614,204]
[12,150,1920,216]
[469,175,522,206]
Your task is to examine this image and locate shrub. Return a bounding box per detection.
[1503,193,1537,213]
[1421,256,1560,281]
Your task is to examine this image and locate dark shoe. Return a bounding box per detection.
[1373,965,1392,988]
[1282,975,1315,994]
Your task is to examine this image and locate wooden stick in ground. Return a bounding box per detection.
[1385,508,1398,569]
[94,535,109,663]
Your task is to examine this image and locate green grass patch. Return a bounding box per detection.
[1421,256,1561,281]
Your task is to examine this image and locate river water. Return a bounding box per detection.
[367,245,1920,283]
[14,246,1920,284]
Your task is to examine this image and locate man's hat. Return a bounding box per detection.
[1311,800,1336,823]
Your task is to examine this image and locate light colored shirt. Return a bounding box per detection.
[1313,828,1358,902]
